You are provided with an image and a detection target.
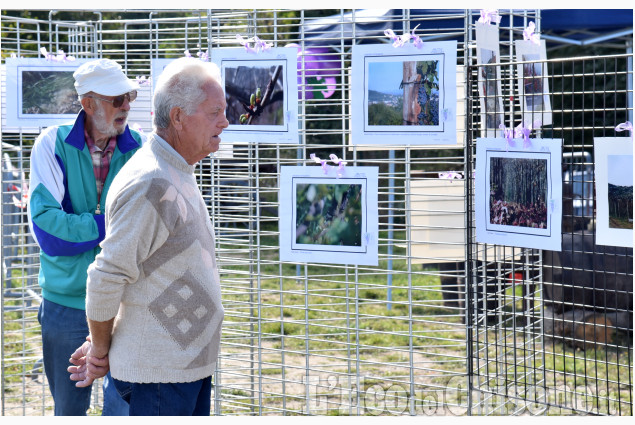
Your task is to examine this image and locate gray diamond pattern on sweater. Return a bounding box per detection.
[148,270,213,350]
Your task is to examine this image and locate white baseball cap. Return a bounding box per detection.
[73,58,139,96]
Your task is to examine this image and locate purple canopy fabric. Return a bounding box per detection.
[287,43,339,100]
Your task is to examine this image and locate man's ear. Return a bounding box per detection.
[80,96,95,117]
[169,106,183,131]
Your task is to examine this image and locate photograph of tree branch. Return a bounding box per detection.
[224,63,285,126]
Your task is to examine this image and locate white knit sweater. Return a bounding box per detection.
[86,133,224,383]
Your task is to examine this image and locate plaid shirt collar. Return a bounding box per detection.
[84,129,118,207]
[84,130,117,156]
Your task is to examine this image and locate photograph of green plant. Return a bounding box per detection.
[295,183,362,246]
[21,70,81,115]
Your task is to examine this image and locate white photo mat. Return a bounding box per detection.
[351,41,458,146]
[279,165,379,266]
[514,39,553,127]
[594,137,633,248]
[475,23,504,136]
[4,58,91,131]
[475,137,562,251]
[212,47,299,144]
[150,58,173,93]
[405,178,465,264]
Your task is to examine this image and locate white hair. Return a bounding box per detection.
[153,57,222,129]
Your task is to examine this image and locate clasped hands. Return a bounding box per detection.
[67,336,109,387]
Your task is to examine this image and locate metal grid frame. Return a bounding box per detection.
[466,22,633,414]
[1,9,632,416]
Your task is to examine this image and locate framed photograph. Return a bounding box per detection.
[351,41,458,146]
[212,47,299,144]
[514,40,553,127]
[475,138,562,250]
[279,165,379,266]
[4,58,91,131]
[594,137,633,247]
[475,24,504,135]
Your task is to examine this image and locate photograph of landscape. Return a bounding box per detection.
[367,59,440,126]
[607,154,633,229]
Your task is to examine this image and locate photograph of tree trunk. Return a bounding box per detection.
[224,64,284,126]
[295,183,363,247]
[21,70,81,115]
[489,157,548,229]
[607,154,633,229]
[367,60,439,126]
[521,54,545,110]
[480,49,502,129]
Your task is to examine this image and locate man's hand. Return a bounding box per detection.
[67,337,109,388]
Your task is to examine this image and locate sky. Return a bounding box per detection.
[608,154,634,187]
[368,61,404,96]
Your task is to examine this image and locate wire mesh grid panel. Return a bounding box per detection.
[466,21,633,415]
[205,9,479,416]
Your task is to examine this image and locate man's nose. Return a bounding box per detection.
[120,98,131,111]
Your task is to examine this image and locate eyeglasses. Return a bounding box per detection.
[86,90,137,108]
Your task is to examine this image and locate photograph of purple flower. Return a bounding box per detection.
[286,44,339,100]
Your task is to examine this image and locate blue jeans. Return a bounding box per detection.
[112,376,212,416]
[38,299,129,416]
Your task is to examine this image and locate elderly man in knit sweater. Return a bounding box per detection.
[67,57,228,416]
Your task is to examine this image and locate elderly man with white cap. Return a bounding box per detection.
[28,58,146,415]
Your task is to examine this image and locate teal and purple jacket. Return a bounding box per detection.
[28,110,145,310]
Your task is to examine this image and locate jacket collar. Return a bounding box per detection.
[64,110,139,154]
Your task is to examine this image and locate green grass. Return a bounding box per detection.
[3,229,632,416]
